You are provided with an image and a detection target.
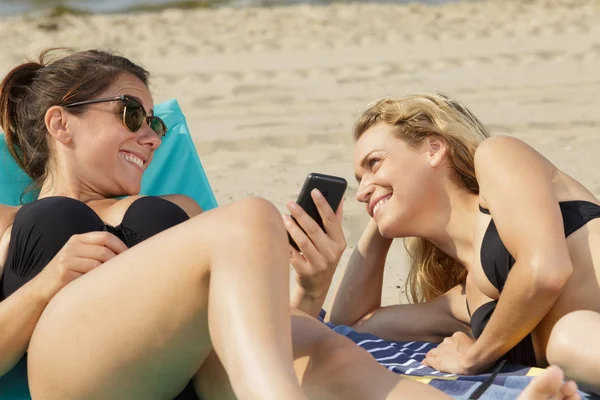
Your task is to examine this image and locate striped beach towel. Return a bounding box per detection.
[326,322,600,399]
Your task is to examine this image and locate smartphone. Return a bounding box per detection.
[288,173,348,252]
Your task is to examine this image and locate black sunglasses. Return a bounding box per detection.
[64,95,167,139]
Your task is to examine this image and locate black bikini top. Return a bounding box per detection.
[1,196,190,300]
[478,200,600,294]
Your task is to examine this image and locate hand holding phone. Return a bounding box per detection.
[286,173,347,252]
[285,173,348,305]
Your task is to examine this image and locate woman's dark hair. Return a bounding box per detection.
[0,48,150,192]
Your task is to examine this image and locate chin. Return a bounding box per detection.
[119,181,142,197]
[375,217,395,239]
[376,211,412,239]
[127,186,142,196]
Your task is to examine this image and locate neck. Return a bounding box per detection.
[417,183,480,270]
[38,164,105,204]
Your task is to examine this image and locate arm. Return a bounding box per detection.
[328,219,470,341]
[0,206,42,375]
[329,218,392,326]
[351,284,471,343]
[462,136,572,373]
[0,205,54,375]
[286,192,346,318]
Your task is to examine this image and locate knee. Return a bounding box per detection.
[234,196,282,221]
[224,197,286,237]
[547,310,597,366]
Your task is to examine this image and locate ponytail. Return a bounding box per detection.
[0,61,44,174]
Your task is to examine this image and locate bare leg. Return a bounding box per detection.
[517,366,580,400]
[194,311,584,400]
[195,310,450,400]
[546,310,600,394]
[28,197,305,400]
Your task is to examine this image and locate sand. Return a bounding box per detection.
[1,0,599,308]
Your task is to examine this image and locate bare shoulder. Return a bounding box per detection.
[474,135,551,170]
[474,136,556,206]
[160,194,203,218]
[0,205,20,236]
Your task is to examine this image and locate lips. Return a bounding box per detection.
[369,194,392,217]
[119,151,147,170]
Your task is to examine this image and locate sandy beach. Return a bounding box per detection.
[1,0,599,308]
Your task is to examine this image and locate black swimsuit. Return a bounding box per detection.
[0,196,200,399]
[468,200,600,366]
[1,196,189,300]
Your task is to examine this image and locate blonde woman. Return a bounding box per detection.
[306,93,600,392]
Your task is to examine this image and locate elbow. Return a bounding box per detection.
[346,308,380,331]
[529,258,573,295]
[328,310,357,327]
[329,306,370,328]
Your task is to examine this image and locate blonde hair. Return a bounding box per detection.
[353,93,491,303]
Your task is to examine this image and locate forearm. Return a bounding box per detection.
[330,220,392,325]
[353,303,470,343]
[464,262,562,371]
[0,276,54,376]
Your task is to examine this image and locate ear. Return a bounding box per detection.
[44,106,72,144]
[425,135,448,168]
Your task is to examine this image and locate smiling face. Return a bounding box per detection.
[354,122,447,238]
[55,73,161,197]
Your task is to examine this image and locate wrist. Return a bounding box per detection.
[358,221,393,258]
[462,345,493,374]
[29,270,61,303]
[291,285,328,317]
[293,285,327,302]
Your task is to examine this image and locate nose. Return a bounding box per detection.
[356,177,374,203]
[138,123,161,151]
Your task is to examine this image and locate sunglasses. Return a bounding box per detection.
[64,95,167,139]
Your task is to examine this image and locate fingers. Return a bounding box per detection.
[287,200,328,250]
[422,347,436,366]
[68,243,118,274]
[426,348,439,358]
[74,231,128,254]
[561,380,580,400]
[311,189,345,244]
[65,232,127,274]
[283,214,321,262]
[288,245,310,275]
[70,258,103,274]
[75,243,119,264]
[287,193,346,257]
[422,353,435,368]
